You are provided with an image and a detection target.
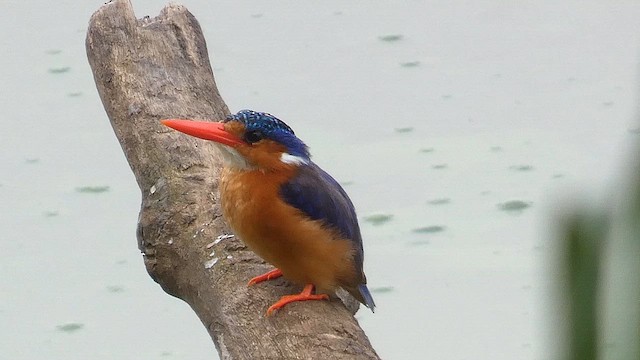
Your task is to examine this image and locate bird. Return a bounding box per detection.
[161,110,375,315]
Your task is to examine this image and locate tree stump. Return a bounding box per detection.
[86,1,380,358]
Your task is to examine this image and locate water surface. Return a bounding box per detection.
[1,1,639,359]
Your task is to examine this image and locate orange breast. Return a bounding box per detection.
[220,167,357,293]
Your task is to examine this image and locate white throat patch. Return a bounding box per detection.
[213,143,253,170]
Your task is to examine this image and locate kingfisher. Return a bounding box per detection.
[162,110,375,315]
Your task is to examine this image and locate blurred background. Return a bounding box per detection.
[1,1,639,359]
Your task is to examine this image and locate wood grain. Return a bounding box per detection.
[86,1,380,358]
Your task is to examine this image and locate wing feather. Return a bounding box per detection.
[279,162,376,311]
[279,162,364,270]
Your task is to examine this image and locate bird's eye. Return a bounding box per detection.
[244,130,263,144]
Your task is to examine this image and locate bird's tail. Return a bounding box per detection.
[357,284,376,312]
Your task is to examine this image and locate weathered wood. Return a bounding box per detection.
[86,1,380,359]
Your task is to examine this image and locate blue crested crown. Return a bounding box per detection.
[226,110,295,135]
[226,110,309,159]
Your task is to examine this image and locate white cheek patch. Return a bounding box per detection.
[280,153,309,165]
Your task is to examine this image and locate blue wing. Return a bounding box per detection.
[279,162,363,260]
[279,162,376,311]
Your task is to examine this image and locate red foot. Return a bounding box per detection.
[266,284,329,316]
[248,268,283,286]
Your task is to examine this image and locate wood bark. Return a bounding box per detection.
[86,1,380,359]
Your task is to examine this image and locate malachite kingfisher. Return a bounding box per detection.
[162,110,375,315]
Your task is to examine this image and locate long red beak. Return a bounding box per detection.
[161,119,244,147]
